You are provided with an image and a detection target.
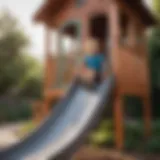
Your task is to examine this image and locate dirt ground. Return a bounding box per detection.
[0,123,159,160]
[74,146,160,160]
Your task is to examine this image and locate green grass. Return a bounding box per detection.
[16,120,36,138]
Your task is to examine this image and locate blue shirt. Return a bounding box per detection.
[84,54,105,72]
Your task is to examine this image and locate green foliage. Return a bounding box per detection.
[148,0,160,118]
[149,27,160,118]
[153,0,160,19]
[152,120,160,137]
[0,11,29,91]
[124,96,143,118]
[149,28,160,88]
[125,121,144,151]
[17,55,43,98]
[0,99,32,122]
[145,137,160,153]
[89,119,160,153]
[89,120,114,147]
[0,10,43,98]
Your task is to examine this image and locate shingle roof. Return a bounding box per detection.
[33,0,156,26]
[122,0,156,26]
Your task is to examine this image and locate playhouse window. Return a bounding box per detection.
[58,22,81,87]
[61,36,79,56]
[119,11,129,46]
[76,0,85,7]
[61,22,80,56]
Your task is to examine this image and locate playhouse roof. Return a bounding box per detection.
[34,0,156,26]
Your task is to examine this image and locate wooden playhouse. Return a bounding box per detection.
[33,0,155,149]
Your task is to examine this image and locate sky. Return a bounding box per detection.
[0,0,152,61]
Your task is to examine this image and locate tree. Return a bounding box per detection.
[150,0,160,88]
[149,29,160,85]
[0,10,43,98]
[153,0,160,19]
[18,55,43,98]
[149,0,160,117]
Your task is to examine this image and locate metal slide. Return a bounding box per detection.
[0,76,114,160]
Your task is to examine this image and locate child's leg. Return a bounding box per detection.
[74,67,97,88]
[81,68,96,84]
[94,72,102,84]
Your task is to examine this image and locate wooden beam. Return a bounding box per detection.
[114,91,124,150]
[109,1,124,149]
[108,1,121,77]
[44,26,56,92]
[143,96,152,137]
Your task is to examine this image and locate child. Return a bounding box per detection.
[75,38,105,87]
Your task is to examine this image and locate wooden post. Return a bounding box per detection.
[108,1,121,76]
[143,96,152,137]
[56,30,64,87]
[109,1,124,149]
[114,92,124,150]
[44,27,59,89]
[140,23,152,137]
[43,25,56,116]
[44,25,53,91]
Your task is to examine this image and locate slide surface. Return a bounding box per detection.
[0,76,114,160]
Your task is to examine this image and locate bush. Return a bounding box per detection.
[124,96,143,118]
[125,121,144,151]
[88,120,114,147]
[88,119,160,153]
[145,136,160,153]
[0,99,32,122]
[152,119,160,136]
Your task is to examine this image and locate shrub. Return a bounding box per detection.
[152,119,160,136]
[88,120,114,147]
[0,99,32,122]
[88,119,160,153]
[125,121,144,151]
[145,136,160,153]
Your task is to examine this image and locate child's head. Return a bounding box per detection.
[83,38,99,55]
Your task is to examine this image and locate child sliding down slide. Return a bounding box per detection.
[75,38,105,88]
